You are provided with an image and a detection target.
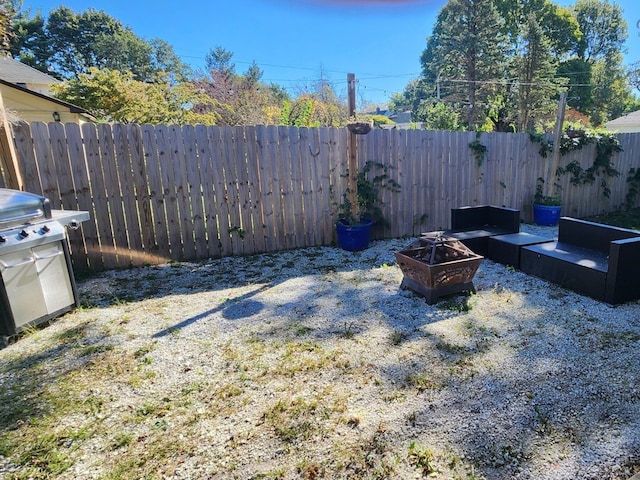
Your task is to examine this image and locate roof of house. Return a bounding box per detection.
[0,56,61,86]
[0,57,94,121]
[0,78,95,118]
[605,109,640,128]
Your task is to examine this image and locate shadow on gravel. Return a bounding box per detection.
[152,285,270,337]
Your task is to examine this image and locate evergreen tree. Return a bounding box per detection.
[420,0,510,129]
[516,13,565,131]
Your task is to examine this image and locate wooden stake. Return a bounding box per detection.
[544,91,567,198]
[0,91,23,190]
[347,73,358,221]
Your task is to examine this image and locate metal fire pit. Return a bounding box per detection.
[0,188,89,340]
[395,234,483,304]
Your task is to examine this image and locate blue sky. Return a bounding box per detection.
[19,0,640,107]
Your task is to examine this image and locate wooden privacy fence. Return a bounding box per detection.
[4,122,640,272]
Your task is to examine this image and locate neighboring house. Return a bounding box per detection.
[604,110,640,133]
[0,56,95,124]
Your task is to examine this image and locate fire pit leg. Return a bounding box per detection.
[400,277,476,305]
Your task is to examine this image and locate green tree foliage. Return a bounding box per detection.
[52,68,218,125]
[205,46,235,76]
[420,0,510,129]
[558,58,592,113]
[8,10,51,71]
[589,51,633,125]
[516,13,565,131]
[421,100,463,130]
[10,6,188,82]
[494,0,581,59]
[193,48,289,126]
[573,0,626,62]
[407,0,635,131]
[0,0,18,54]
[389,79,430,119]
[568,0,632,124]
[282,94,345,127]
[628,60,640,95]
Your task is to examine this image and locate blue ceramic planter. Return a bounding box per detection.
[533,204,561,226]
[335,218,373,251]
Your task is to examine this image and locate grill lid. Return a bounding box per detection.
[0,188,51,228]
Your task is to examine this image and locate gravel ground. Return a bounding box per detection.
[1,223,640,479]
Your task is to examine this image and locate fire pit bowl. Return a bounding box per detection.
[395,234,483,304]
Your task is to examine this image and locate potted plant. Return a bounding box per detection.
[334,161,400,251]
[533,178,562,226]
[532,91,566,226]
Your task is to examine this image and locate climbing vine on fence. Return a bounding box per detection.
[529,129,622,198]
[468,132,487,167]
[625,168,640,210]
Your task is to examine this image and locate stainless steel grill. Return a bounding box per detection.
[0,188,89,339]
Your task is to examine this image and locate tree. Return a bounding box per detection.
[628,60,640,95]
[283,72,347,127]
[281,94,345,127]
[573,0,627,62]
[149,38,191,84]
[10,6,188,82]
[557,58,593,113]
[192,51,289,126]
[569,0,631,125]
[420,0,510,129]
[389,79,430,120]
[205,46,235,77]
[52,68,218,124]
[494,0,581,59]
[589,52,634,125]
[421,100,463,130]
[0,0,18,55]
[516,13,565,131]
[8,10,52,73]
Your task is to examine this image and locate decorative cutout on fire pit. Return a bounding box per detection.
[395,234,483,304]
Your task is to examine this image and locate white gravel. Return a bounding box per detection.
[1,223,639,479]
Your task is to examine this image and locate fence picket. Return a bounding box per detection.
[255,126,275,252]
[235,127,256,254]
[169,125,195,260]
[113,124,143,266]
[141,124,169,264]
[244,126,263,254]
[194,125,221,259]
[62,123,94,270]
[81,123,110,270]
[182,125,207,259]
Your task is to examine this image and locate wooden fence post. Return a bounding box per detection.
[0,92,24,190]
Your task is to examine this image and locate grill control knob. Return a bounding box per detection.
[40,225,50,234]
[19,230,29,239]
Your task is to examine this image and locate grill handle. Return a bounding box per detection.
[33,250,64,261]
[0,256,35,269]
[0,210,44,227]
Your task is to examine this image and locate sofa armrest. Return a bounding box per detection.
[605,237,640,304]
[488,206,520,233]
